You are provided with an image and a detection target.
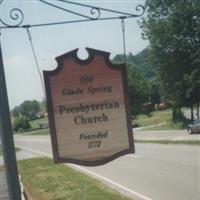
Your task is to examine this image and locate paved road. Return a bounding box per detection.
[14,134,200,200]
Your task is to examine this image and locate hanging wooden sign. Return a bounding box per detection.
[43,48,134,166]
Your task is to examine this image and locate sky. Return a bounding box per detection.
[0,0,148,109]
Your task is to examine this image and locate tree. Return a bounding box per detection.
[186,69,200,119]
[127,64,149,116]
[20,101,33,121]
[13,116,31,132]
[113,48,156,80]
[128,48,156,80]
[140,0,200,120]
[11,106,21,118]
[31,100,40,114]
[113,50,157,115]
[11,100,41,121]
[40,98,47,112]
[149,78,161,109]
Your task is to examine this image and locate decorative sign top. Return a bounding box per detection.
[44,48,134,166]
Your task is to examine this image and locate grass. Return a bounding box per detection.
[18,157,132,200]
[29,117,48,129]
[134,109,190,130]
[13,117,49,135]
[135,139,200,145]
[23,129,49,135]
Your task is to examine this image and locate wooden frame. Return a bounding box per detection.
[43,48,134,166]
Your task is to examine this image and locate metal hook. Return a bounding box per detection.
[26,26,32,41]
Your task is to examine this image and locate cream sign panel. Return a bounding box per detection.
[44,48,134,166]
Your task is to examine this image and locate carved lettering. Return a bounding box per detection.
[80,75,93,83]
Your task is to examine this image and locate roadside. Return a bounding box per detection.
[134,130,200,140]
[133,108,192,130]
[1,149,135,200]
[0,149,39,200]
[18,157,133,200]
[13,108,190,136]
[0,170,9,200]
[14,108,198,137]
[13,136,199,200]
[21,129,49,136]
[16,127,200,146]
[134,130,200,145]
[133,123,166,131]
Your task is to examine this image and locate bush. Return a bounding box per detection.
[13,117,31,132]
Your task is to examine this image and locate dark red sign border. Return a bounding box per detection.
[43,48,134,166]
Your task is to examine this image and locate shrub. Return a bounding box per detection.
[13,117,31,132]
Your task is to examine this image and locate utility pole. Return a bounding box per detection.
[0,42,22,200]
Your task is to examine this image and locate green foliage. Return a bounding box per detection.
[135,140,200,145]
[40,98,47,112]
[113,49,163,115]
[127,64,149,115]
[20,100,40,120]
[135,108,190,130]
[113,49,162,115]
[13,116,31,132]
[18,158,132,200]
[135,109,171,127]
[129,48,156,80]
[24,129,49,135]
[140,0,200,119]
[11,106,21,118]
[189,69,200,105]
[175,69,200,107]
[29,117,48,129]
[149,78,161,106]
[113,48,156,80]
[11,100,41,121]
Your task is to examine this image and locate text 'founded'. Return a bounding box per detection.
[44,48,134,166]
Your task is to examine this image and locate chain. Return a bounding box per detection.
[26,27,45,97]
[121,18,127,64]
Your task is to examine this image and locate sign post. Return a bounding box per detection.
[44,48,134,166]
[0,44,21,199]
